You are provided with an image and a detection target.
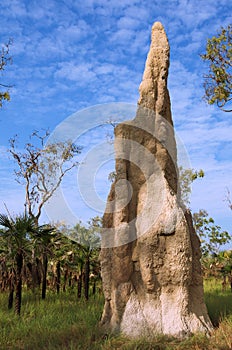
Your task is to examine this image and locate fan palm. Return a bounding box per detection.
[0,213,36,315]
[31,225,57,299]
[69,221,100,300]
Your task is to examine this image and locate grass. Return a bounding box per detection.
[204,278,232,326]
[0,280,231,350]
[0,291,102,350]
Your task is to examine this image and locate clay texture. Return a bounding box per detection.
[100,22,213,338]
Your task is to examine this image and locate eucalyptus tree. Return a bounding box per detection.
[201,24,232,112]
[193,209,231,257]
[9,130,81,225]
[178,167,204,207]
[193,209,231,278]
[0,40,12,107]
[225,188,232,211]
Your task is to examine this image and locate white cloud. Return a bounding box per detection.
[95,63,116,75]
[55,62,97,83]
[125,5,150,20]
[117,16,141,30]
[110,28,135,43]
[57,20,91,42]
[6,0,27,17]
[166,0,218,28]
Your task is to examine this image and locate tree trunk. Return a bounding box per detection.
[229,273,232,292]
[56,261,61,294]
[63,268,68,292]
[84,256,90,301]
[42,253,48,300]
[8,268,15,309]
[8,286,14,309]
[68,271,72,288]
[15,249,23,315]
[92,280,96,295]
[31,251,41,292]
[77,264,83,299]
[36,257,42,286]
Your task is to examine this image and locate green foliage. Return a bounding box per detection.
[68,219,101,299]
[0,213,40,314]
[193,209,231,257]
[201,24,232,112]
[193,210,232,279]
[0,214,102,310]
[178,167,204,206]
[0,39,12,107]
[0,213,36,259]
[69,220,101,250]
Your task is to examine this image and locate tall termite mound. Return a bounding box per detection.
[100,22,213,339]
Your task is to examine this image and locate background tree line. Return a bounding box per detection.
[0,215,101,315]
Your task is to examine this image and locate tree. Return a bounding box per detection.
[8,130,81,293]
[47,223,76,294]
[201,25,232,112]
[193,209,231,257]
[0,234,15,308]
[9,130,81,224]
[31,224,56,299]
[177,167,204,207]
[217,250,232,283]
[0,213,36,315]
[225,188,232,210]
[193,210,231,280]
[0,40,12,107]
[69,219,101,300]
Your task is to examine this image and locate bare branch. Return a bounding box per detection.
[225,188,232,210]
[8,131,81,223]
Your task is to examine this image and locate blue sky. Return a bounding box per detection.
[0,0,232,246]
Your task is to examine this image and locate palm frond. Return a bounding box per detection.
[0,214,13,230]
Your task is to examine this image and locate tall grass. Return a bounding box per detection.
[0,291,102,350]
[204,278,232,326]
[0,280,231,349]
